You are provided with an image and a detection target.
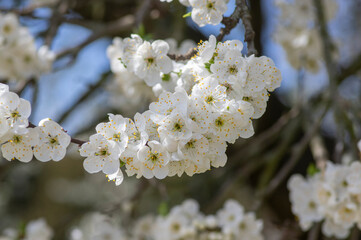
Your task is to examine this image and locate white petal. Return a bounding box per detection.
[83,156,102,173]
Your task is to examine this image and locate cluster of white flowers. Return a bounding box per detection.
[274,0,338,73]
[88,34,282,184]
[70,199,263,240]
[107,38,196,107]
[288,160,361,239]
[0,13,54,82]
[159,0,229,27]
[0,84,71,163]
[0,218,53,240]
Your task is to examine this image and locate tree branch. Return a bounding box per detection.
[257,100,331,201]
[167,47,197,61]
[337,52,361,82]
[56,15,135,59]
[217,0,257,56]
[57,72,111,124]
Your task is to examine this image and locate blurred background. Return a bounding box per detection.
[0,0,360,239]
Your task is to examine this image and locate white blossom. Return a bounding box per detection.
[33,118,71,162]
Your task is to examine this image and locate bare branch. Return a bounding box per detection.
[56,72,111,124]
[56,15,135,59]
[44,0,71,46]
[337,52,361,82]
[217,0,257,56]
[167,47,197,61]
[257,100,331,201]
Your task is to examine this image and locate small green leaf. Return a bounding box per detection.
[119,159,126,168]
[183,12,192,18]
[307,163,319,176]
[158,202,169,216]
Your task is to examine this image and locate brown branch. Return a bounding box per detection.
[28,122,86,146]
[56,15,135,59]
[217,0,257,56]
[135,0,152,27]
[15,77,37,96]
[0,2,56,16]
[337,52,361,82]
[167,47,197,61]
[44,0,71,46]
[56,72,111,124]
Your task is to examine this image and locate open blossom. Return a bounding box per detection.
[137,140,170,179]
[133,40,173,86]
[1,127,38,162]
[96,114,128,154]
[79,134,120,175]
[0,90,31,128]
[33,118,71,162]
[187,0,229,27]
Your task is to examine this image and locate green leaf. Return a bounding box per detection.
[182,12,192,18]
[158,202,169,216]
[307,163,319,176]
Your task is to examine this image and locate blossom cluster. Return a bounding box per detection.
[0,13,54,82]
[107,38,196,107]
[0,84,71,163]
[86,34,282,184]
[274,0,338,73]
[70,199,263,240]
[288,160,361,239]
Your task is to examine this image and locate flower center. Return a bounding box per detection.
[113,133,122,142]
[49,136,59,145]
[171,223,181,232]
[239,222,247,230]
[173,121,183,132]
[215,117,224,127]
[12,135,22,144]
[205,95,214,104]
[308,201,316,209]
[185,139,196,149]
[146,57,155,68]
[95,147,110,156]
[148,152,159,163]
[11,110,20,119]
[206,1,215,9]
[229,65,238,74]
[3,24,11,34]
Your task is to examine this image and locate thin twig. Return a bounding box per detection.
[57,72,111,124]
[257,100,331,201]
[135,0,152,27]
[44,0,70,46]
[15,78,36,96]
[0,2,56,15]
[167,47,197,61]
[217,0,257,56]
[337,52,361,82]
[56,15,135,59]
[307,222,321,240]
